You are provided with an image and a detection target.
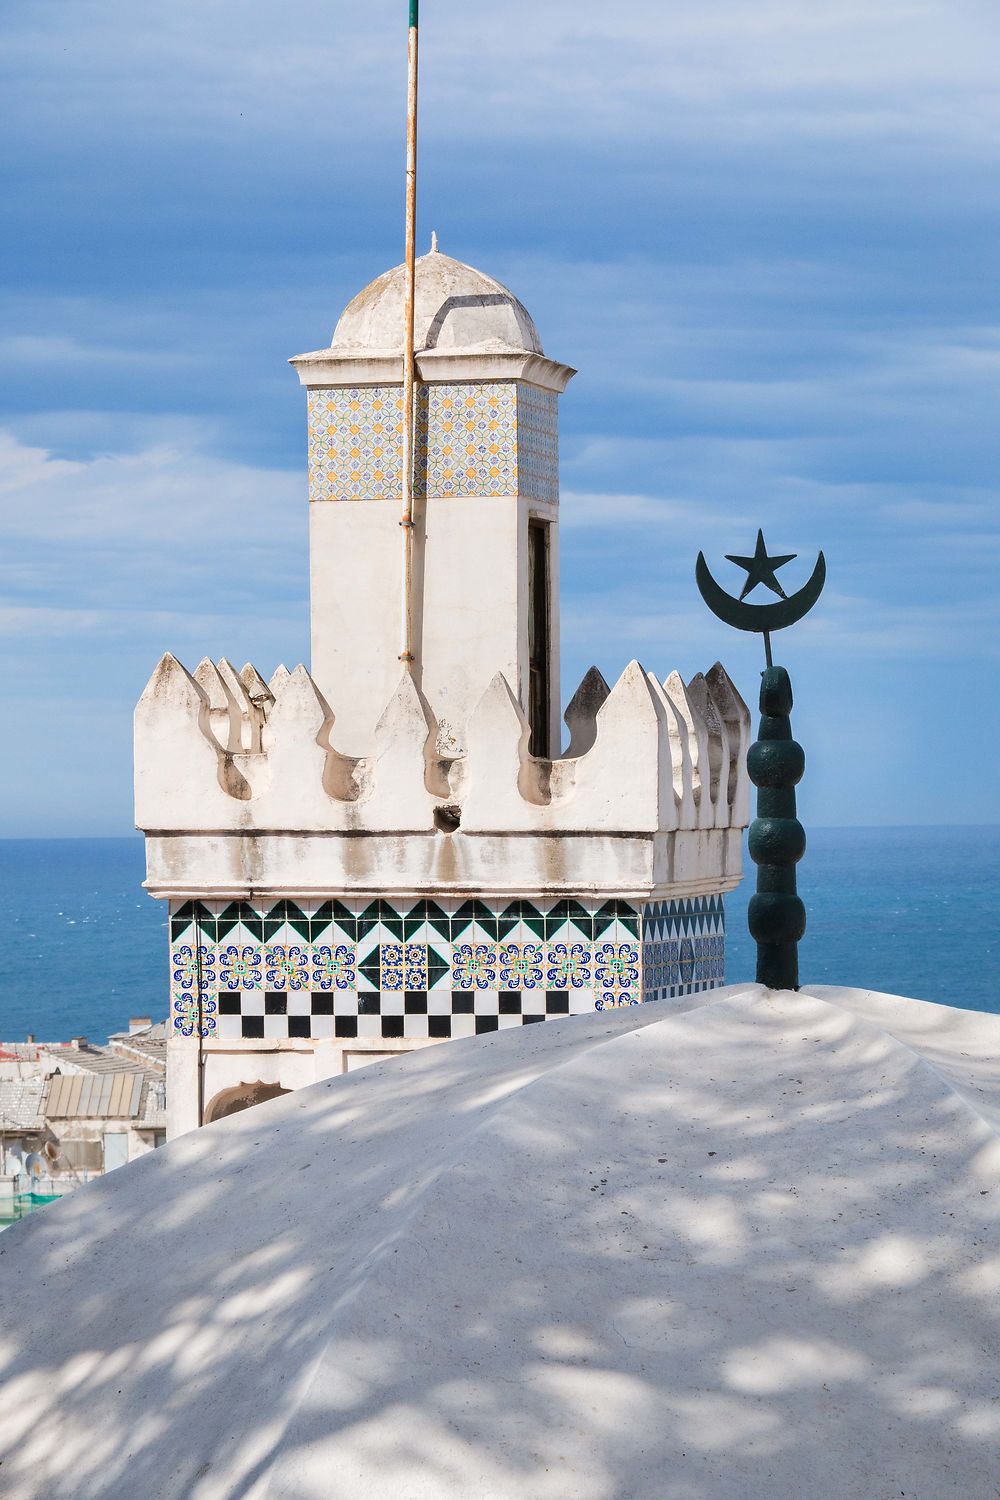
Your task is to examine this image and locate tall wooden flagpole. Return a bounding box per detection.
[399,0,419,671]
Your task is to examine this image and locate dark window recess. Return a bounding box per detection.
[58,1138,103,1173]
[528,520,551,757]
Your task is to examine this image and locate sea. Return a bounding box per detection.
[0,828,996,1044]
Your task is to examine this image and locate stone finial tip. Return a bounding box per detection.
[430,230,439,253]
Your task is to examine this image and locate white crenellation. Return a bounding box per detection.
[364,674,444,829]
[685,672,732,830]
[136,653,749,838]
[704,662,751,828]
[193,658,243,756]
[561,666,610,760]
[135,656,236,826]
[568,662,670,834]
[260,665,360,817]
[647,673,697,830]
[216,658,263,754]
[662,671,714,833]
[461,673,540,829]
[238,662,274,748]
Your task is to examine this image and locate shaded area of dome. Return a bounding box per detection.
[330,246,544,356]
[1,985,998,1498]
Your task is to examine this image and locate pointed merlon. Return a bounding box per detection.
[193,658,243,754]
[240,663,274,712]
[218,658,261,753]
[686,672,730,828]
[571,662,662,832]
[641,672,683,831]
[663,671,714,831]
[136,653,207,723]
[134,655,239,824]
[365,673,440,828]
[462,672,545,827]
[562,666,611,760]
[266,665,332,745]
[264,665,359,807]
[705,661,751,824]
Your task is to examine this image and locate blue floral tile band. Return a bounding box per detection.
[168,895,725,1040]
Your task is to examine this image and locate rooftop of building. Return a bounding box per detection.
[0,1080,46,1132]
[107,1021,168,1071]
[0,1023,167,1136]
[2,983,998,1499]
[0,1044,41,1064]
[36,1035,164,1080]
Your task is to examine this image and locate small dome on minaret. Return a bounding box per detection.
[287,239,576,756]
[330,243,544,356]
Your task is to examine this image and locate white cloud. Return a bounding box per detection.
[588,329,1000,432]
[564,586,1000,666]
[560,489,749,533]
[5,1,998,154]
[0,335,191,372]
[3,3,999,831]
[0,603,300,643]
[0,605,108,638]
[796,592,1000,658]
[0,430,307,663]
[0,429,303,549]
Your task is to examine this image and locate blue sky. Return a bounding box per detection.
[1,0,998,834]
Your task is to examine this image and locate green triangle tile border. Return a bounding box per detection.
[427,946,450,988]
[425,901,451,941]
[286,901,311,941]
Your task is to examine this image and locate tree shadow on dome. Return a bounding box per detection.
[0,987,998,1499]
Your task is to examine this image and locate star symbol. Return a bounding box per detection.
[725,530,797,601]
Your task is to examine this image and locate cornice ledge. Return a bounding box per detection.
[289,348,576,392]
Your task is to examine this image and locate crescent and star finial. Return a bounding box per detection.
[695,530,826,666]
[695,530,826,991]
[725,529,797,601]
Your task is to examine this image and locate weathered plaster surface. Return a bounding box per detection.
[2,986,998,1500]
[135,656,750,893]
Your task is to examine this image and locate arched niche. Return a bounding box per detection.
[204,1081,290,1124]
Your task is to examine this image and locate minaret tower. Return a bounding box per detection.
[135,246,750,1136]
[134,7,752,1137]
[290,242,575,757]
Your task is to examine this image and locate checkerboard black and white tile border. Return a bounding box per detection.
[169,894,726,1041]
[211,987,578,1041]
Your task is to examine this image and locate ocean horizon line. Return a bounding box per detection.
[0,824,998,843]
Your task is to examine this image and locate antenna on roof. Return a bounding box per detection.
[399,0,420,675]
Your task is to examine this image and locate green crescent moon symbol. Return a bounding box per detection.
[696,550,826,634]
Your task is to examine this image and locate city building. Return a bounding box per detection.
[0,1022,166,1215]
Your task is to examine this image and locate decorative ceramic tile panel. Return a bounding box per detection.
[515,383,559,504]
[641,896,726,1001]
[415,383,518,498]
[308,387,404,503]
[307,382,559,503]
[168,895,726,1041]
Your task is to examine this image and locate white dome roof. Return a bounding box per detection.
[331,245,544,356]
[3,984,999,1499]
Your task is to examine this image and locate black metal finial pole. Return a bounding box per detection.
[746,666,806,989]
[694,531,826,992]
